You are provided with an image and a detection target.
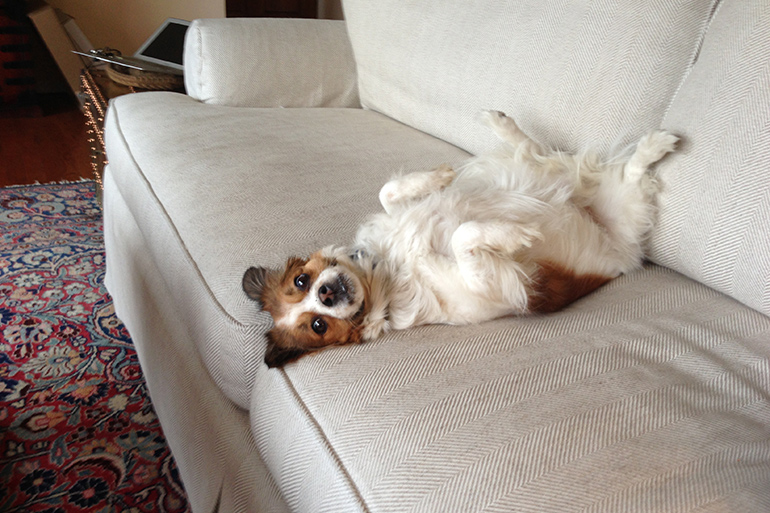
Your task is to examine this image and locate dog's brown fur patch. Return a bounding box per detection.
[263,313,364,367]
[529,261,612,313]
[248,253,338,314]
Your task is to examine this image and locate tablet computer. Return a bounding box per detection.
[74,18,190,75]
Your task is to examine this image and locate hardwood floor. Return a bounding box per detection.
[0,94,93,188]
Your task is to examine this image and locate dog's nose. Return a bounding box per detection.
[318,284,335,307]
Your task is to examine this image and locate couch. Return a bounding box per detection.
[102,0,770,511]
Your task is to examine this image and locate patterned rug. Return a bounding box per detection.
[0,182,190,512]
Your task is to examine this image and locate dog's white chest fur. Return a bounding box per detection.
[345,110,678,336]
[354,170,526,329]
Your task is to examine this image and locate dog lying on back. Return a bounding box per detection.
[243,111,678,367]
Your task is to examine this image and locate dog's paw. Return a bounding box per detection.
[379,165,456,213]
[513,223,545,249]
[478,109,532,147]
[637,130,679,163]
[478,110,520,133]
[430,163,457,189]
[626,130,679,182]
[477,109,508,126]
[361,313,389,341]
[452,221,542,258]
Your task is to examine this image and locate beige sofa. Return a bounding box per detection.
[102,1,770,511]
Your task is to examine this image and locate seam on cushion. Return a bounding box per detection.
[106,98,263,335]
[280,369,370,513]
[661,0,725,122]
[196,25,205,102]
[190,22,205,101]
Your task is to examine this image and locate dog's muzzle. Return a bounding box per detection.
[318,275,353,307]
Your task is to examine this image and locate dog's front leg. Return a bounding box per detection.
[378,164,456,215]
[451,221,541,309]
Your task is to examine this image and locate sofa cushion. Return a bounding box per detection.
[103,175,287,512]
[104,92,470,407]
[184,18,359,108]
[343,0,716,155]
[650,0,770,318]
[251,264,770,512]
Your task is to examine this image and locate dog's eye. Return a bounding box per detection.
[294,273,310,291]
[311,317,327,335]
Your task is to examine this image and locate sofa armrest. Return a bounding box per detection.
[184,18,359,108]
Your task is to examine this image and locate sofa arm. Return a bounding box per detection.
[184,18,359,108]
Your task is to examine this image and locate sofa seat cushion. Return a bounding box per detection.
[104,92,470,408]
[251,264,770,512]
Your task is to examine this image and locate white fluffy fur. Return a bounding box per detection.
[322,111,678,339]
[261,111,678,350]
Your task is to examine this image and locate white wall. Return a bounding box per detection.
[47,0,225,54]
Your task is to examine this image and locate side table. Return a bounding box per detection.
[79,67,138,195]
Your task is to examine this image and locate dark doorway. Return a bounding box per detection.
[226,0,318,18]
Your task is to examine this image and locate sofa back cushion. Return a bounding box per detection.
[649,0,770,317]
[184,18,359,108]
[344,0,770,317]
[343,0,716,155]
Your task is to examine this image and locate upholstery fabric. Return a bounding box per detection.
[101,5,770,512]
[650,0,770,317]
[343,0,718,156]
[184,18,359,108]
[103,173,289,513]
[253,265,770,512]
[104,92,469,407]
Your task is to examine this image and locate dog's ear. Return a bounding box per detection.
[243,266,271,306]
[264,345,307,368]
[264,330,308,368]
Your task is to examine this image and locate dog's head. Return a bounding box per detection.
[243,251,370,367]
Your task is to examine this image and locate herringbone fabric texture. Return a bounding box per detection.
[103,174,289,513]
[253,265,770,512]
[104,94,470,408]
[102,0,770,510]
[184,19,359,108]
[344,0,717,156]
[650,0,770,317]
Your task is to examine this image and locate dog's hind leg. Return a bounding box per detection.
[624,130,679,183]
[478,110,545,157]
[379,164,456,215]
[451,221,541,309]
[586,130,678,273]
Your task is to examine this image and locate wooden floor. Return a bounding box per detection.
[0,94,93,188]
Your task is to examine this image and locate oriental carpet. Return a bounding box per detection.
[0,182,190,512]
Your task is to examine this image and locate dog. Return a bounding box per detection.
[243,111,678,367]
